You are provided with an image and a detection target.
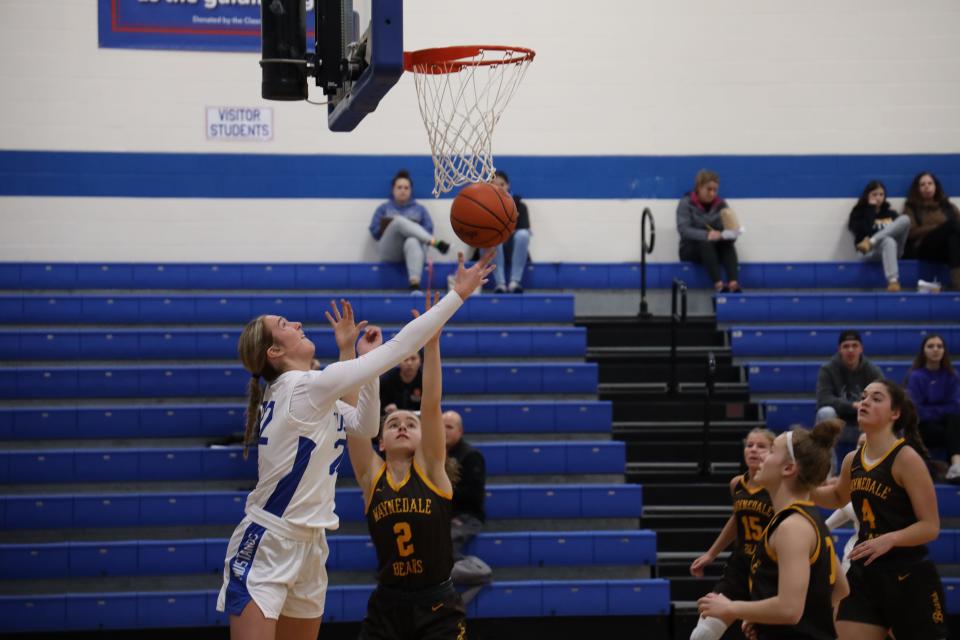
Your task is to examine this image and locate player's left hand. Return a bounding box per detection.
[356,326,382,356]
[326,299,369,354]
[848,533,895,565]
[697,592,734,624]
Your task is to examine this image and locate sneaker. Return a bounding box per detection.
[434,240,450,254]
[493,284,507,294]
[947,463,960,482]
[409,283,423,296]
[508,281,523,294]
[886,281,901,292]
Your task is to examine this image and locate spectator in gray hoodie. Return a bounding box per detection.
[816,330,884,467]
[676,169,742,293]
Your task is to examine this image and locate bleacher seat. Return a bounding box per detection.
[0,530,656,580]
[0,484,642,530]
[0,441,625,483]
[0,579,671,632]
[1,362,598,399]
[0,400,612,441]
[0,293,576,325]
[731,326,960,358]
[717,292,959,324]
[746,360,910,394]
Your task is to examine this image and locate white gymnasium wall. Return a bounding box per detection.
[0,0,958,263]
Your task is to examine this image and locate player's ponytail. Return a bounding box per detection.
[878,379,931,464]
[791,419,843,488]
[238,315,279,460]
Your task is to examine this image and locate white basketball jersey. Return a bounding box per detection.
[244,371,377,533]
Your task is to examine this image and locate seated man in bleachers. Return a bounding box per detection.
[443,410,486,558]
[815,330,884,466]
[379,351,422,415]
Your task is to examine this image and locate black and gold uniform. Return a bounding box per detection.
[715,473,774,599]
[359,462,466,640]
[749,502,837,640]
[837,439,948,639]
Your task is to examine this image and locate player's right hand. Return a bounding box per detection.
[689,552,713,577]
[452,251,495,300]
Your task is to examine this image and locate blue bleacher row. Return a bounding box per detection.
[732,326,960,358]
[0,484,642,530]
[717,292,960,324]
[0,326,586,361]
[0,261,951,291]
[0,530,655,580]
[747,361,909,394]
[762,399,821,430]
[0,579,672,633]
[0,363,598,399]
[0,294,574,325]
[0,401,612,440]
[0,441,625,484]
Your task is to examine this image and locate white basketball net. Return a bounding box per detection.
[406,46,534,197]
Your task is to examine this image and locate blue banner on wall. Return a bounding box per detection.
[98,0,315,52]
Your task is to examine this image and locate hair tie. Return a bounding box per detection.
[251,372,259,380]
[785,430,796,463]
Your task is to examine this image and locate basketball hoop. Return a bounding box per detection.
[403,45,535,197]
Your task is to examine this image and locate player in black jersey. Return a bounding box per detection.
[812,380,948,640]
[347,294,467,640]
[699,421,849,640]
[689,428,775,640]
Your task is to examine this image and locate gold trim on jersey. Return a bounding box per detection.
[762,502,821,566]
[385,465,412,493]
[414,461,453,500]
[738,472,766,496]
[859,438,905,472]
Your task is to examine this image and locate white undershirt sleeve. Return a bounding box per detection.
[303,290,463,411]
[335,379,380,438]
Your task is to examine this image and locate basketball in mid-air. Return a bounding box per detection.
[450,182,518,248]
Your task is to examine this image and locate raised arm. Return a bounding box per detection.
[345,327,388,497]
[811,450,853,510]
[414,294,453,496]
[305,252,495,408]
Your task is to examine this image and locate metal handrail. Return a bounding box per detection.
[668,278,687,394]
[700,351,718,476]
[638,207,656,318]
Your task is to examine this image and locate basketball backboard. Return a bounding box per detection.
[260,0,403,131]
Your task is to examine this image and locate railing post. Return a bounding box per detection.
[668,278,687,394]
[638,208,655,319]
[700,351,717,476]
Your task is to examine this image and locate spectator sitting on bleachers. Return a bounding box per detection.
[379,351,422,415]
[906,334,960,481]
[847,180,911,292]
[490,170,532,293]
[368,169,451,294]
[676,169,742,293]
[816,330,884,467]
[443,410,486,558]
[902,171,960,290]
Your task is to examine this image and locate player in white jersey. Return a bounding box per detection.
[217,252,495,640]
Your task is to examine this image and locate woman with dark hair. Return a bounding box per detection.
[847,180,911,291]
[902,171,960,290]
[368,170,452,294]
[676,169,742,293]
[907,334,960,480]
[698,421,847,639]
[812,380,947,640]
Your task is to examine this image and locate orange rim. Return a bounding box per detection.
[403,45,535,73]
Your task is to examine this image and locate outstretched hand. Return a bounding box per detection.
[325,299,368,354]
[452,251,495,300]
[357,326,382,356]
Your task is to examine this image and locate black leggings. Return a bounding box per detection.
[912,218,960,268]
[680,240,739,283]
[919,413,960,458]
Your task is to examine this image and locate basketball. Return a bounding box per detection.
[450,182,518,248]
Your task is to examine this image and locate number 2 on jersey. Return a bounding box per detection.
[741,515,764,541]
[393,522,415,557]
[258,401,276,445]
